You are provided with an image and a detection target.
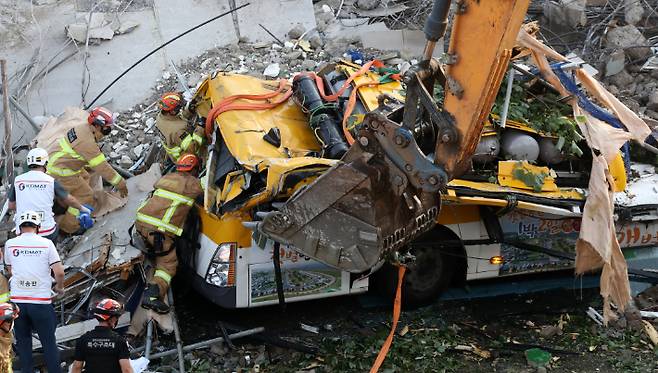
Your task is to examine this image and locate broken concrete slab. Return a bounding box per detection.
[66,23,114,42]
[543,0,587,29]
[361,29,444,59]
[606,25,652,61]
[605,50,626,77]
[624,0,645,26]
[354,4,408,17]
[235,0,316,44]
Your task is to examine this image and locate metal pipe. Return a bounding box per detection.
[148,327,265,359]
[1,60,15,185]
[422,0,452,60]
[168,287,185,373]
[144,319,153,360]
[498,68,515,128]
[84,3,250,109]
[9,96,40,132]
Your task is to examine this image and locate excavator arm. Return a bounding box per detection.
[257,0,531,272]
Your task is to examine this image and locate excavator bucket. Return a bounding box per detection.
[258,113,446,272]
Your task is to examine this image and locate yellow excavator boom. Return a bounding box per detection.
[256,0,531,272]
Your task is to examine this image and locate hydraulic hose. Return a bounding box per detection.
[422,0,452,60]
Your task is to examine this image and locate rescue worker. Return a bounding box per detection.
[135,154,203,313]
[155,92,205,163]
[0,302,19,373]
[4,211,64,373]
[9,147,93,243]
[46,107,128,234]
[72,298,133,373]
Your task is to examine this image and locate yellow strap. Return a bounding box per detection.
[136,213,183,236]
[154,269,172,284]
[88,153,106,167]
[110,173,123,186]
[0,293,9,303]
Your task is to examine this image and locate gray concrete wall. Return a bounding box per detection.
[0,0,315,145]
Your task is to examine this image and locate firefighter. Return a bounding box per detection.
[135,154,203,313]
[46,107,128,234]
[72,298,133,373]
[9,147,93,243]
[5,211,65,373]
[0,303,19,373]
[155,92,205,163]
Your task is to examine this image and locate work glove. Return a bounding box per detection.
[117,179,128,198]
[78,212,94,230]
[79,204,94,215]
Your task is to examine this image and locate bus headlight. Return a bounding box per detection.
[205,243,236,287]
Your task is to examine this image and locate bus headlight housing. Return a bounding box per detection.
[205,243,236,287]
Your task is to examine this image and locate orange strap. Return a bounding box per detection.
[369,265,406,373]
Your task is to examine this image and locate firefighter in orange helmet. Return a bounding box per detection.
[155,92,205,163]
[46,107,128,234]
[134,154,203,313]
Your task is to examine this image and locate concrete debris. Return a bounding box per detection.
[604,50,626,77]
[263,63,281,77]
[288,24,306,40]
[624,0,645,26]
[647,92,658,112]
[543,0,587,29]
[605,25,652,61]
[356,0,381,11]
[354,4,408,17]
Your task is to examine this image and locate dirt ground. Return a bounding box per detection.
[140,276,658,373]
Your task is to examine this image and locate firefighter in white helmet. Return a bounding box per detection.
[4,211,64,373]
[8,147,93,243]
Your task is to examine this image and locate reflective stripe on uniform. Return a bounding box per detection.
[88,153,106,167]
[110,173,123,186]
[153,189,194,205]
[180,133,204,151]
[47,139,84,176]
[0,293,9,303]
[163,144,182,160]
[154,269,172,284]
[136,213,183,236]
[136,189,194,236]
[66,206,80,217]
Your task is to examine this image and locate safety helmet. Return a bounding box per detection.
[176,153,199,172]
[0,303,19,332]
[87,107,116,135]
[18,210,42,227]
[159,92,183,114]
[26,147,49,167]
[93,298,123,321]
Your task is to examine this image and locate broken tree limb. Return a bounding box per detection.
[147,327,265,359]
[84,3,251,109]
[1,59,15,185]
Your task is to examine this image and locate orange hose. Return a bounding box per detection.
[369,265,406,373]
[204,79,290,137]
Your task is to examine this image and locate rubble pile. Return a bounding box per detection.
[537,0,658,126]
[102,0,425,171]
